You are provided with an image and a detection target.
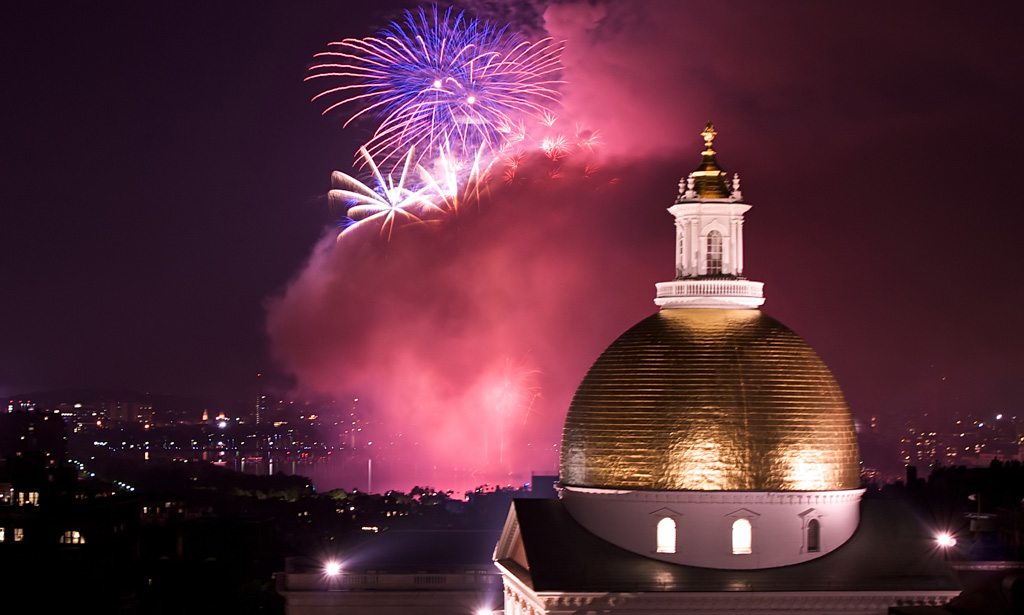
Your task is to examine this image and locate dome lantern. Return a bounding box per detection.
[655,123,765,309]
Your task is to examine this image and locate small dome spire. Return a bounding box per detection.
[690,121,731,198]
[701,121,717,150]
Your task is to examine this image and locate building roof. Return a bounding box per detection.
[560,309,860,491]
[339,529,501,573]
[497,497,960,593]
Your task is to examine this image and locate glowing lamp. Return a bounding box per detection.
[324,561,341,576]
[936,533,956,548]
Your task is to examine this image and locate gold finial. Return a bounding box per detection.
[701,121,717,153]
[688,122,730,198]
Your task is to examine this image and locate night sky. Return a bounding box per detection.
[3,2,1023,487]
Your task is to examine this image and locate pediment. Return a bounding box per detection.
[725,507,761,519]
[649,507,682,517]
[495,501,530,571]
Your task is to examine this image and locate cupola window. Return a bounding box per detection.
[731,518,752,555]
[706,231,723,275]
[807,519,820,553]
[656,517,676,553]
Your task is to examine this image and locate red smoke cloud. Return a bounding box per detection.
[265,2,706,493]
[266,153,673,493]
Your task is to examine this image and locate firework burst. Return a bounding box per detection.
[307,5,564,171]
[329,147,448,240]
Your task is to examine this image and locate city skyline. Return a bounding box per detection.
[3,2,1023,488]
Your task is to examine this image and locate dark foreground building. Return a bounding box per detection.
[276,529,502,614]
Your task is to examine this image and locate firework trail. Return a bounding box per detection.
[484,355,543,467]
[493,355,542,426]
[308,5,564,172]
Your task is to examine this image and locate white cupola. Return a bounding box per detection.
[654,122,765,310]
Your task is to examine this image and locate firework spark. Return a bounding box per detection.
[307,5,564,171]
[329,147,447,240]
[416,142,493,216]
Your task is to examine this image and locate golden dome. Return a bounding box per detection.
[560,309,860,491]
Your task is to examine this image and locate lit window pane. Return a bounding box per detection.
[656,517,676,553]
[732,518,751,554]
[60,530,85,545]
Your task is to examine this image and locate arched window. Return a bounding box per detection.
[656,517,676,553]
[807,519,820,553]
[706,231,723,275]
[731,518,752,555]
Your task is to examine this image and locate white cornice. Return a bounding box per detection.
[534,590,960,612]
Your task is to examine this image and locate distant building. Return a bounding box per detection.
[902,413,1023,469]
[0,426,141,607]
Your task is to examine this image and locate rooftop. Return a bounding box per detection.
[498,496,960,593]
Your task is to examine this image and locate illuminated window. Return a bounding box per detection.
[0,527,4,542]
[14,528,23,542]
[60,530,85,545]
[732,518,752,555]
[656,517,676,553]
[706,231,723,275]
[18,492,39,506]
[807,519,820,553]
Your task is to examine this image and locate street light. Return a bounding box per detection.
[324,561,342,576]
[936,532,956,548]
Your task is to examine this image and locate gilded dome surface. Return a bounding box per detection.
[560,309,860,491]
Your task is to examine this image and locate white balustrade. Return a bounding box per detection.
[654,279,765,309]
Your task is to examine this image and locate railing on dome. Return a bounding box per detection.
[656,279,764,298]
